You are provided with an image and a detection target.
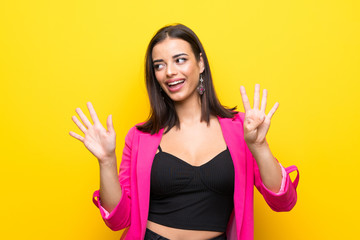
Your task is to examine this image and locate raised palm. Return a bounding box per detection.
[69,102,116,163]
[240,84,279,146]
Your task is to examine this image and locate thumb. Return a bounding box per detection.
[106,114,115,133]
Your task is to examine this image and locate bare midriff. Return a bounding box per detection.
[146,220,224,240]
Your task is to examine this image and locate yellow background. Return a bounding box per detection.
[1,0,359,239]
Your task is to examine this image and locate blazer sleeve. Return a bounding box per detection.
[92,126,136,231]
[253,153,299,212]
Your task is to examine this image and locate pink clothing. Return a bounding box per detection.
[93,113,299,240]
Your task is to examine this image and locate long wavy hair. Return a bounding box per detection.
[137,24,237,134]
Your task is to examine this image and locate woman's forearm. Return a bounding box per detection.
[248,142,282,192]
[99,155,122,213]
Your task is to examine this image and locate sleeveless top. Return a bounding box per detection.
[148,145,235,232]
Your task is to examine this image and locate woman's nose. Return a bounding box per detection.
[166,63,177,77]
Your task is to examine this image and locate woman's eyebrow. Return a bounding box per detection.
[153,53,189,63]
[173,53,188,58]
[153,59,163,63]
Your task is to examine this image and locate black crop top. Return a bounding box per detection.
[148,146,235,232]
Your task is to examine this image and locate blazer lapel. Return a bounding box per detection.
[137,129,163,233]
[218,116,247,238]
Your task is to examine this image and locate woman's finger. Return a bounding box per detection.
[72,115,87,133]
[240,86,251,112]
[75,107,92,128]
[69,131,84,142]
[106,114,114,133]
[253,84,260,110]
[87,102,101,125]
[266,102,279,120]
[260,89,267,112]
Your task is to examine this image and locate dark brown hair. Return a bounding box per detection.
[137,24,236,134]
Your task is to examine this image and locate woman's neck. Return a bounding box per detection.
[174,95,202,126]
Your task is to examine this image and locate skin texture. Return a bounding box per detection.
[69,37,282,240]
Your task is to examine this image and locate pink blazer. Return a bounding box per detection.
[93,113,299,240]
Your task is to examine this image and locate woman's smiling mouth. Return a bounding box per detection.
[166,79,185,92]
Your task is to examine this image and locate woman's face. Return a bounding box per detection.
[152,38,204,103]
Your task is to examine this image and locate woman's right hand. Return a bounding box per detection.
[69,102,116,165]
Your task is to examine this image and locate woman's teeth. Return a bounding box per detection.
[168,80,184,86]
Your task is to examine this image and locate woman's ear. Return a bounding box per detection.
[199,53,205,74]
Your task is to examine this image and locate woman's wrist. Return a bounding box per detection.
[98,153,117,168]
[246,140,269,155]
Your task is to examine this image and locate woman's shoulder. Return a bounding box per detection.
[122,122,147,146]
[126,121,157,137]
[127,122,146,134]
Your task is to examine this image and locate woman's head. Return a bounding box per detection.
[152,37,205,103]
[138,24,236,134]
[145,24,209,102]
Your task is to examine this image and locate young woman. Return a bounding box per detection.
[69,24,299,240]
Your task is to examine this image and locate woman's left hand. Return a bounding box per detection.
[240,84,279,147]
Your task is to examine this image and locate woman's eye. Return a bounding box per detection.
[154,64,164,70]
[176,58,187,64]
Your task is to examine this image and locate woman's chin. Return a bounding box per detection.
[167,95,186,103]
[167,91,200,104]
